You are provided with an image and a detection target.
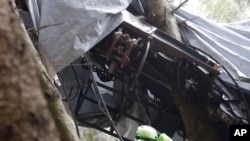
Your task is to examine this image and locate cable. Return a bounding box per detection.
[130,40,150,91]
[57,72,81,138]
[85,52,124,141]
[188,45,250,123]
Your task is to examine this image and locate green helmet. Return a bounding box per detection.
[135,125,158,140]
[157,133,172,141]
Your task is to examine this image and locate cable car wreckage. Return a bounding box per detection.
[20,0,250,140]
[56,17,250,140]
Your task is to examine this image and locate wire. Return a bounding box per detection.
[84,52,124,141]
[130,40,150,91]
[188,45,250,123]
[57,72,81,138]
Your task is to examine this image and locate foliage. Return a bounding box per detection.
[172,0,250,23]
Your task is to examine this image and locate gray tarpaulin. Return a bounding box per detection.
[25,0,131,75]
[175,10,250,91]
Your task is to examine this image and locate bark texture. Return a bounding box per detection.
[13,0,82,141]
[0,0,59,141]
[144,0,220,141]
[144,0,181,41]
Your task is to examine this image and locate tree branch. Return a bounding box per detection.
[171,0,189,14]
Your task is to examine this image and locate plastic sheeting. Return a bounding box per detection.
[25,0,131,74]
[175,10,250,92]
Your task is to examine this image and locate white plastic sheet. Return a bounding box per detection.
[26,0,131,74]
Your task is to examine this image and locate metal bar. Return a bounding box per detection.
[74,78,92,115]
[78,96,148,124]
[78,121,131,141]
[97,79,162,110]
[121,21,220,75]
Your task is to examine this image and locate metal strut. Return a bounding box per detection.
[121,19,222,75]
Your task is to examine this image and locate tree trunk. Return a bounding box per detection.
[0,0,59,141]
[0,1,81,141]
[144,0,181,41]
[144,1,220,141]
